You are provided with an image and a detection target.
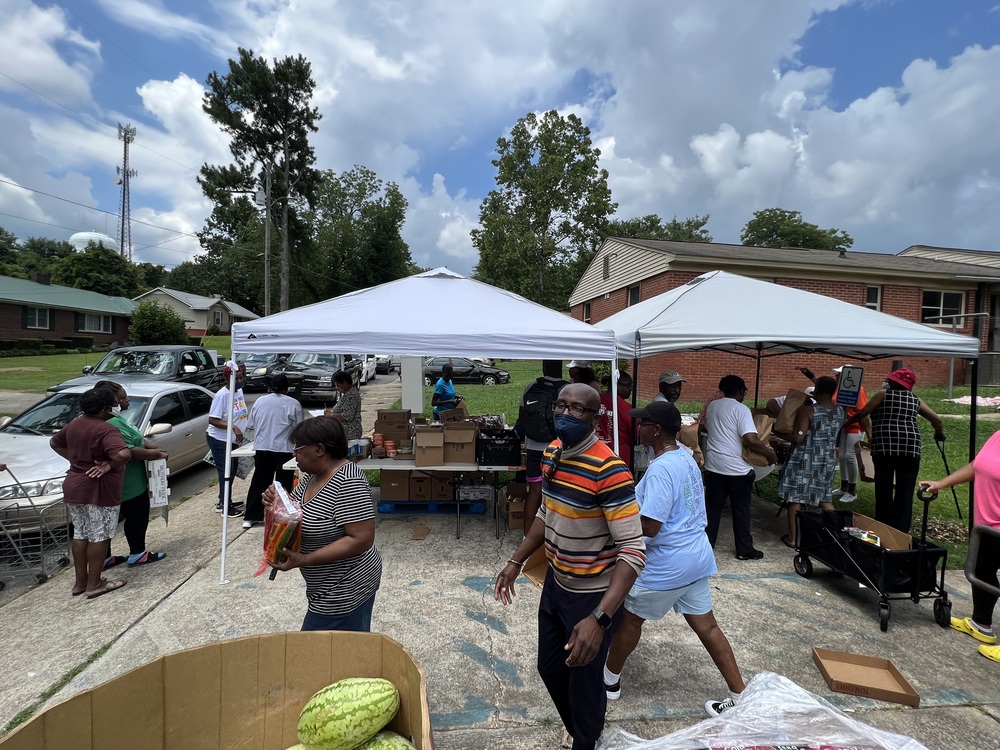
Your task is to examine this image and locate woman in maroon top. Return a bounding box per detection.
[50,387,131,599]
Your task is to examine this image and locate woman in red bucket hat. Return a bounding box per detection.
[844,367,945,533]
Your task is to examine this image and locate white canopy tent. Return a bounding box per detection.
[216,268,620,582]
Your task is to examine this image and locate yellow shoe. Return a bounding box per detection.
[951,616,998,645]
[978,644,1000,663]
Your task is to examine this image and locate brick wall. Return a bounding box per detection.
[0,303,127,347]
[571,272,979,401]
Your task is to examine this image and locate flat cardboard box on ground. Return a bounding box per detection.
[0,632,432,750]
[812,647,920,707]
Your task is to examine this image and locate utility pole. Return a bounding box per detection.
[115,123,137,260]
[255,163,272,316]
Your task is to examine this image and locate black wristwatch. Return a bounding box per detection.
[591,607,613,630]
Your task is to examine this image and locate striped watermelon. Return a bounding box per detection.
[296,677,400,750]
[354,730,416,749]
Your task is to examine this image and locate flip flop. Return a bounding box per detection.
[86,580,126,600]
[780,534,796,549]
[103,555,127,570]
[128,551,166,567]
[71,589,85,597]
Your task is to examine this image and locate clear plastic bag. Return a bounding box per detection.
[253,483,303,577]
[598,672,927,750]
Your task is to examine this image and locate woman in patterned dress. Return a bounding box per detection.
[778,377,845,547]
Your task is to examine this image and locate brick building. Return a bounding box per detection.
[569,239,1000,402]
[0,274,135,348]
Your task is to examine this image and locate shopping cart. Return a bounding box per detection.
[0,467,71,584]
[792,488,950,632]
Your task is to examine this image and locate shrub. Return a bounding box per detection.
[19,338,42,350]
[66,336,94,348]
[0,340,18,351]
[129,300,190,345]
[77,347,93,354]
[205,323,221,337]
[50,339,75,349]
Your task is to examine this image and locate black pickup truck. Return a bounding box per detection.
[47,345,226,394]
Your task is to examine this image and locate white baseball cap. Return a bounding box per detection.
[566,360,589,369]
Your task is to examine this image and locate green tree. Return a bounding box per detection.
[311,166,412,297]
[472,110,617,309]
[128,299,190,344]
[50,244,142,297]
[740,208,853,251]
[202,48,321,312]
[606,214,713,243]
[135,262,168,291]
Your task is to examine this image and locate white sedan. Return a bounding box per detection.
[0,382,216,535]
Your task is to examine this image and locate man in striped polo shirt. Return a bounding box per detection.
[496,383,646,750]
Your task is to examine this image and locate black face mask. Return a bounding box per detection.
[553,414,590,445]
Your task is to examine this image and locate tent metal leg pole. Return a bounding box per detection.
[753,347,762,408]
[968,357,978,534]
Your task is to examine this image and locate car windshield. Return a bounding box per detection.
[239,353,275,365]
[288,353,341,368]
[95,350,177,376]
[2,394,149,436]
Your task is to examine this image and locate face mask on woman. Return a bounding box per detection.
[110,404,122,416]
[553,414,591,446]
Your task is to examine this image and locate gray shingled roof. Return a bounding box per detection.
[136,287,259,319]
[616,238,1000,280]
[0,275,136,315]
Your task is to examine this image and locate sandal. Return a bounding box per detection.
[979,644,1000,663]
[86,579,126,599]
[128,551,166,567]
[103,555,127,570]
[780,534,796,549]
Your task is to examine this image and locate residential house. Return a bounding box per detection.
[569,238,1000,402]
[133,288,259,336]
[0,274,135,347]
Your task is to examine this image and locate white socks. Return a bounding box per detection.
[604,665,620,684]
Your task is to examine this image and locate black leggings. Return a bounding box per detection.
[972,532,1000,629]
[119,490,151,556]
[872,453,921,533]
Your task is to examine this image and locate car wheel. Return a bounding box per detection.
[482,374,498,386]
[424,376,432,386]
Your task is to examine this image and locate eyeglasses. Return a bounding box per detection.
[540,445,563,482]
[552,401,596,418]
[292,444,312,453]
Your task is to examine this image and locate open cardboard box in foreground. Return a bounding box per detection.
[0,632,432,750]
[813,647,920,707]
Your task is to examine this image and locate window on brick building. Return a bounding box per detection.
[865,286,882,311]
[80,314,113,333]
[921,290,964,325]
[24,306,50,329]
[628,284,640,306]
[583,302,591,323]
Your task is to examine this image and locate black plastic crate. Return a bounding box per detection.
[477,429,522,466]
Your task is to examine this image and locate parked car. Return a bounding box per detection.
[270,353,350,403]
[354,354,378,385]
[0,382,216,535]
[467,357,496,367]
[237,352,289,392]
[422,356,510,386]
[374,354,397,375]
[48,345,224,394]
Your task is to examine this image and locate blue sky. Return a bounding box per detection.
[1,0,999,277]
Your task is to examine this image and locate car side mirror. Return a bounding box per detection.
[0,416,10,428]
[82,365,93,374]
[217,356,225,365]
[182,365,198,374]
[278,355,288,363]
[145,423,172,437]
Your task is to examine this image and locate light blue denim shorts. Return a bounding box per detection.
[624,577,713,620]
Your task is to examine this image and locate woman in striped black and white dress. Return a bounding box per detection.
[263,416,381,632]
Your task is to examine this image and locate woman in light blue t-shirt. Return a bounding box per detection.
[431,363,462,420]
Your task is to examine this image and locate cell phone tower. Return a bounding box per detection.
[115,123,137,260]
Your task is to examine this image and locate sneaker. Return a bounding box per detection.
[832,489,845,499]
[735,549,764,560]
[978,644,1000,663]
[951,616,998,645]
[242,519,261,529]
[225,503,245,517]
[705,697,736,717]
[605,678,621,700]
[215,501,224,513]
[839,492,857,504]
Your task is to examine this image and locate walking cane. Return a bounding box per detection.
[934,437,962,520]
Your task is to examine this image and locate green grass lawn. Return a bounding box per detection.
[0,351,106,393]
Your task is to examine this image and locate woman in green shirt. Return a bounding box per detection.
[97,381,169,568]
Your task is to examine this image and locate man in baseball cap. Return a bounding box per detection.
[652,370,686,404]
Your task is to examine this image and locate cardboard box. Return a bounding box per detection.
[523,546,548,588]
[443,423,478,464]
[505,481,528,502]
[504,499,525,531]
[373,420,411,445]
[430,471,456,501]
[380,469,410,501]
[437,402,470,422]
[409,471,432,500]
[853,512,912,550]
[377,409,411,427]
[462,471,492,486]
[413,426,445,467]
[812,647,920,707]
[0,632,432,750]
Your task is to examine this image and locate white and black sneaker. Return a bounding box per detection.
[705,697,736,717]
[605,678,621,700]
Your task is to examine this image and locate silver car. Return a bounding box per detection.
[0,382,216,534]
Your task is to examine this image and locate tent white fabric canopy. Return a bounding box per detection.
[601,270,980,360]
[232,267,617,360]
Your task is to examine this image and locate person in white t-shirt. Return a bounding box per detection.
[704,375,777,561]
[206,361,249,516]
[242,374,305,528]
